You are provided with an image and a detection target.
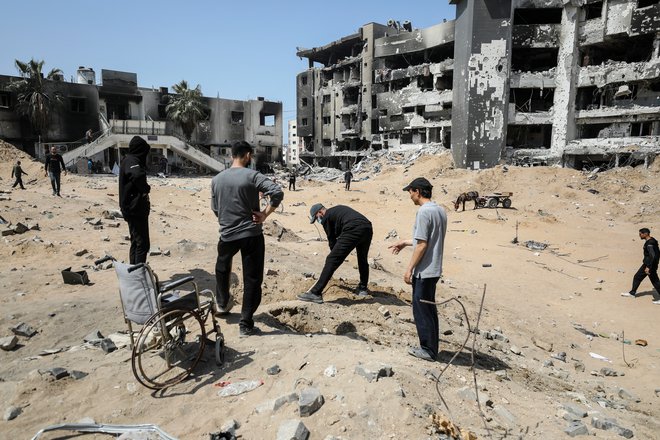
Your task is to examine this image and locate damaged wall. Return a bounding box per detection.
[451,0,512,169]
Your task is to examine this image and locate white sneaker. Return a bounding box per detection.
[652,300,660,305]
[620,292,636,298]
[215,296,234,316]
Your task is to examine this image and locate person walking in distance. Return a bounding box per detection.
[288,170,296,191]
[389,177,447,362]
[621,227,660,304]
[11,160,27,190]
[344,169,353,191]
[45,146,66,196]
[297,203,373,304]
[211,141,284,337]
[119,136,152,264]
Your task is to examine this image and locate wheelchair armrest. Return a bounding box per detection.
[160,276,195,293]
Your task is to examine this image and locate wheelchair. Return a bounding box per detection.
[100,256,225,390]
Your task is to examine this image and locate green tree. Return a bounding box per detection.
[165,80,208,141]
[8,58,63,137]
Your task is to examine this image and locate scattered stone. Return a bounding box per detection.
[277,419,309,440]
[83,330,104,344]
[149,248,162,256]
[0,335,18,351]
[543,360,554,368]
[74,248,88,257]
[655,388,660,397]
[617,388,640,403]
[101,260,113,270]
[384,229,398,239]
[41,367,69,380]
[564,421,589,437]
[1,228,14,237]
[3,406,21,421]
[563,403,587,418]
[600,367,623,377]
[219,419,240,437]
[302,272,315,279]
[377,306,390,318]
[395,386,405,397]
[69,370,88,380]
[266,268,279,276]
[457,386,492,407]
[483,330,509,342]
[163,249,171,256]
[488,341,506,352]
[495,370,510,381]
[552,352,567,362]
[493,405,516,427]
[299,388,324,417]
[266,364,281,375]
[324,365,337,377]
[10,322,37,337]
[100,338,117,354]
[574,361,585,372]
[590,416,633,437]
[509,345,522,355]
[354,364,393,383]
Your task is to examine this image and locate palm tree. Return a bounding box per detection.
[8,58,63,137]
[165,80,208,141]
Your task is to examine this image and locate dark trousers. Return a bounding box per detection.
[48,172,61,195]
[310,226,372,295]
[126,216,150,264]
[12,177,25,189]
[631,264,660,299]
[345,179,351,191]
[215,234,265,329]
[412,276,440,357]
[289,180,296,191]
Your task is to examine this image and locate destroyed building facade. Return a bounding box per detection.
[296,0,660,169]
[0,67,282,173]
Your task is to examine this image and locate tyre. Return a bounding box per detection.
[215,334,225,366]
[132,309,206,390]
[487,198,498,208]
[502,198,512,208]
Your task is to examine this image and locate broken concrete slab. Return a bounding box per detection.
[100,338,117,354]
[493,405,516,427]
[354,363,394,383]
[299,388,324,417]
[11,322,37,337]
[69,370,88,380]
[600,367,624,377]
[0,335,18,351]
[40,367,70,380]
[276,419,309,440]
[457,386,492,407]
[562,403,587,418]
[83,330,104,344]
[617,388,640,403]
[591,416,633,438]
[564,421,589,437]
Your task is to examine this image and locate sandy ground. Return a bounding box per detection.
[1,140,659,439]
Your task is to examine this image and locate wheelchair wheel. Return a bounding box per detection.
[132,309,206,390]
[215,334,225,366]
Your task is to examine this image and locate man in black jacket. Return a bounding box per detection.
[621,227,660,304]
[119,136,151,264]
[298,203,373,304]
[11,160,27,190]
[45,146,66,196]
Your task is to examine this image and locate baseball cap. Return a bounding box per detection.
[402,177,433,192]
[309,203,324,224]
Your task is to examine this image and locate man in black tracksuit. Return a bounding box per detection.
[45,146,66,196]
[622,227,660,304]
[298,204,373,304]
[119,136,151,264]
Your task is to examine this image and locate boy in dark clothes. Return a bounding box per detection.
[11,160,27,189]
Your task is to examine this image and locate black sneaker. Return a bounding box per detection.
[297,291,324,304]
[239,326,261,338]
[214,296,234,316]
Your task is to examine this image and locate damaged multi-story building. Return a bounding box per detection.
[296,0,660,170]
[0,67,282,173]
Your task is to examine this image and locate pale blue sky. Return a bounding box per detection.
[1,0,455,133]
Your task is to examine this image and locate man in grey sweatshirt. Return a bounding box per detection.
[211,141,284,337]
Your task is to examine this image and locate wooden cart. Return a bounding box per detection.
[477,192,513,209]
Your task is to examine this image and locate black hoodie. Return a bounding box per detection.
[119,136,151,218]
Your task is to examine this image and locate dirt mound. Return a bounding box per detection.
[0,140,32,162]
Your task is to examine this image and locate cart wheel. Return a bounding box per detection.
[132,309,206,390]
[502,198,512,208]
[215,334,225,366]
[487,198,498,208]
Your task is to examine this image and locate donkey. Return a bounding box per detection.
[454,191,480,211]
